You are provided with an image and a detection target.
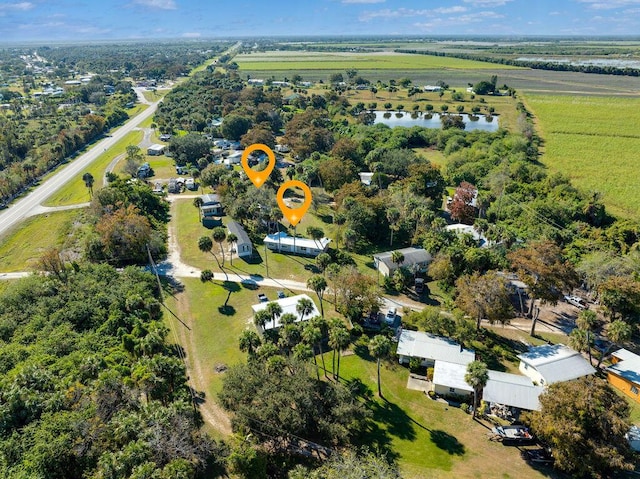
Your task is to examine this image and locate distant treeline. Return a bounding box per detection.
[395,49,640,77]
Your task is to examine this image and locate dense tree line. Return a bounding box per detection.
[395,49,640,77]
[0,265,224,478]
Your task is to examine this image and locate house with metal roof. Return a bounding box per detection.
[227,221,252,259]
[607,349,640,404]
[518,344,595,386]
[373,247,432,277]
[432,361,473,397]
[263,232,330,257]
[251,294,319,334]
[483,370,544,411]
[396,330,475,367]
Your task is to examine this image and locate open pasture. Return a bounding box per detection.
[526,94,640,218]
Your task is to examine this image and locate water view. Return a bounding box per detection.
[374,111,499,132]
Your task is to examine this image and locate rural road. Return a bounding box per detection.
[0,98,160,239]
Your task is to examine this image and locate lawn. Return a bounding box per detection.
[173,197,379,284]
[524,94,640,218]
[236,51,522,71]
[0,209,83,272]
[320,339,560,479]
[44,130,144,206]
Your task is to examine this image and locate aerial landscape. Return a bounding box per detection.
[2,1,640,478]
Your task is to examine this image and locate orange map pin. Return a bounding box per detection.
[277,180,312,227]
[241,143,275,188]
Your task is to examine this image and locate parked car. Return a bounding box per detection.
[415,278,425,293]
[257,293,268,302]
[564,295,588,309]
[385,308,397,325]
[277,290,286,299]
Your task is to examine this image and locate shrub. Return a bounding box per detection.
[427,367,435,381]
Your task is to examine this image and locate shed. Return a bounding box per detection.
[396,330,474,367]
[147,144,165,156]
[518,344,595,386]
[483,370,544,411]
[373,247,432,277]
[227,221,252,259]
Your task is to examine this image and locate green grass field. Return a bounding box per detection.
[0,209,82,271]
[525,94,640,218]
[236,51,522,71]
[44,130,144,206]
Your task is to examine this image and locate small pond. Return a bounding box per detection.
[374,111,499,132]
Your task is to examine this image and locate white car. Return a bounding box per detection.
[385,308,397,325]
[564,295,588,309]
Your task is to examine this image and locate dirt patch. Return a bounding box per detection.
[170,288,232,436]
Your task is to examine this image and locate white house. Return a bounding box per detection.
[251,294,320,333]
[224,151,242,166]
[445,223,489,247]
[373,247,432,277]
[227,221,252,259]
[358,172,374,186]
[248,79,264,86]
[424,85,442,92]
[518,344,595,386]
[396,330,475,368]
[263,232,330,257]
[147,144,165,156]
[432,361,473,397]
[483,370,544,411]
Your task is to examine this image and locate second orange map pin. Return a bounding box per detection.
[277,180,312,227]
[241,143,275,188]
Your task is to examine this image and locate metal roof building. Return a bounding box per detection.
[518,344,595,386]
[484,370,544,411]
[251,294,319,333]
[396,330,475,366]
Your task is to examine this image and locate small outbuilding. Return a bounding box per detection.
[483,370,544,412]
[373,247,432,278]
[227,221,252,259]
[432,361,473,397]
[147,144,165,156]
[200,193,224,227]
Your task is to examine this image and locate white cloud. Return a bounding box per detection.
[182,32,201,37]
[359,8,431,21]
[463,0,512,6]
[576,0,640,9]
[0,2,34,11]
[433,6,467,13]
[132,0,177,10]
[342,0,385,3]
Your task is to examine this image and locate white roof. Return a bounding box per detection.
[433,361,473,392]
[396,330,474,365]
[251,294,319,331]
[445,223,488,246]
[518,344,595,384]
[264,232,330,250]
[359,172,374,186]
[148,143,164,151]
[484,370,544,411]
[607,349,640,387]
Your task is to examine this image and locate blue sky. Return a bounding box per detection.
[1,0,639,42]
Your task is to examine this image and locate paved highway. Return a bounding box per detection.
[0,99,159,238]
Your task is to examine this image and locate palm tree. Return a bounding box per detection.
[569,328,592,365]
[253,309,271,332]
[307,275,327,317]
[386,207,401,246]
[302,323,323,379]
[226,233,238,267]
[265,301,283,330]
[576,309,598,364]
[465,360,489,418]
[193,197,203,219]
[328,321,351,380]
[307,226,325,250]
[596,319,632,369]
[309,316,328,378]
[391,250,405,273]
[296,297,315,323]
[212,227,227,266]
[198,235,220,268]
[238,330,261,358]
[82,172,95,198]
[369,335,391,397]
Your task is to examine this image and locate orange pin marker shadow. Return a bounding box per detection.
[277,180,312,227]
[241,143,275,188]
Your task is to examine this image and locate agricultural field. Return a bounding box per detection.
[525,94,640,218]
[236,50,523,71]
